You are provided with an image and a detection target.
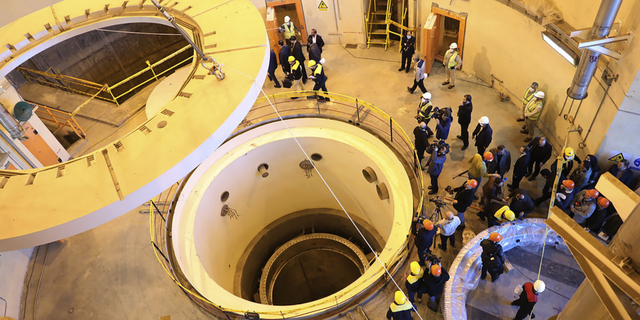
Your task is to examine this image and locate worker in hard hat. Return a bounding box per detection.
[407,54,428,94]
[571,189,599,226]
[521,91,544,142]
[411,218,437,266]
[551,179,575,210]
[386,291,414,320]
[280,16,300,47]
[585,196,610,233]
[415,93,434,136]
[467,152,501,189]
[517,82,539,122]
[308,60,328,101]
[435,211,461,251]
[422,264,450,312]
[511,280,545,320]
[290,36,307,84]
[287,56,305,95]
[425,141,447,194]
[457,94,473,150]
[507,145,530,191]
[480,175,506,210]
[534,147,580,206]
[399,31,416,73]
[480,232,505,282]
[487,145,511,180]
[472,116,493,155]
[442,42,462,89]
[506,189,535,219]
[405,261,425,304]
[451,179,478,229]
[479,203,515,228]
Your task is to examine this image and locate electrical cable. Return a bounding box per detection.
[96,28,182,36]
[222,64,425,319]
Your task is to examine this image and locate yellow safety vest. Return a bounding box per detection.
[448,51,459,68]
[283,23,295,39]
[389,302,413,313]
[406,268,424,284]
[522,88,535,105]
[525,99,543,120]
[494,206,510,220]
[418,101,433,118]
[313,64,323,76]
[292,60,300,70]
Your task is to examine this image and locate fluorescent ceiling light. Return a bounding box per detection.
[542,31,579,66]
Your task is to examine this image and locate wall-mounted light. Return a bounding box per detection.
[542,31,580,66]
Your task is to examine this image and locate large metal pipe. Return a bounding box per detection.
[0,102,25,140]
[567,0,623,100]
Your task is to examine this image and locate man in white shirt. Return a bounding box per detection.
[435,211,461,251]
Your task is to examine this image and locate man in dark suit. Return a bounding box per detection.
[399,31,416,73]
[307,28,325,54]
[414,122,429,167]
[278,40,291,74]
[526,136,553,181]
[608,159,634,187]
[457,94,473,150]
[487,145,511,178]
[472,116,492,155]
[267,50,281,88]
[290,36,307,83]
[507,188,535,219]
[508,146,530,190]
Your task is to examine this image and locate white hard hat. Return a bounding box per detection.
[533,280,546,293]
[479,116,489,125]
[450,43,458,49]
[422,92,431,100]
[284,16,290,23]
[534,91,545,99]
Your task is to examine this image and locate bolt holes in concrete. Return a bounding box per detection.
[311,153,323,161]
[220,191,229,202]
[362,167,377,183]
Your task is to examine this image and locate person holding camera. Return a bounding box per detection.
[422,264,450,312]
[435,211,460,251]
[457,94,473,150]
[450,179,477,229]
[411,218,437,266]
[425,141,447,194]
[481,232,505,282]
[435,107,452,140]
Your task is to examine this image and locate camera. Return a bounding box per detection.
[425,252,441,266]
[445,186,454,195]
[429,196,446,208]
[431,106,442,120]
[429,139,450,155]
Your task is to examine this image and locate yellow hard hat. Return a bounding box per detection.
[564,147,575,159]
[394,291,406,305]
[308,60,317,68]
[410,261,421,275]
[504,210,515,221]
[288,56,295,62]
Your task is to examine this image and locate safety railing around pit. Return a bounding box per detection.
[148,91,425,319]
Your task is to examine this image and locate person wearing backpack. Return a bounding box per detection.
[480,232,505,282]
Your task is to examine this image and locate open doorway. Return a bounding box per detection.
[438,17,460,57]
[266,0,308,51]
[421,6,467,74]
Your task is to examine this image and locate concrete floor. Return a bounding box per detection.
[19,43,581,320]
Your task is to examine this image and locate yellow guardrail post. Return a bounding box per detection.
[106,85,119,106]
[146,60,159,81]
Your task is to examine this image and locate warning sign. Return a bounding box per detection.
[608,152,625,164]
[318,0,328,11]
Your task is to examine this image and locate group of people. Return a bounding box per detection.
[267,16,328,99]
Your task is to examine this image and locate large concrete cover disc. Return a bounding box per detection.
[0,0,269,251]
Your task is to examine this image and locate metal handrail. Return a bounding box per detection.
[149,91,424,318]
[32,102,86,139]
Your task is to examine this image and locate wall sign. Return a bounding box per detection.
[318,0,328,11]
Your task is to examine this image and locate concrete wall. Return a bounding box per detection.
[411,0,640,175]
[0,248,34,319]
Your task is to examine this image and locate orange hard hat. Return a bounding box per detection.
[586,189,600,198]
[597,197,610,208]
[483,151,494,162]
[423,219,435,231]
[467,179,478,188]
[562,180,575,189]
[430,264,442,276]
[489,232,503,242]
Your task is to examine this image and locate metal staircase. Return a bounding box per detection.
[365,0,410,50]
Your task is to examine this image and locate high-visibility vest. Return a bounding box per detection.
[523,88,535,105]
[418,101,433,118]
[447,51,459,68]
[292,60,300,70]
[283,23,295,40]
[389,302,413,313]
[494,205,510,220]
[525,99,543,120]
[313,64,323,76]
[406,268,424,284]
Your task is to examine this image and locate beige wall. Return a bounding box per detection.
[412,0,640,170]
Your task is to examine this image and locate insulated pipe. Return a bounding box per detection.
[0,102,25,140]
[567,0,623,100]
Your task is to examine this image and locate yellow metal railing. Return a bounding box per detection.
[149,91,425,318]
[31,102,86,139]
[18,44,194,107]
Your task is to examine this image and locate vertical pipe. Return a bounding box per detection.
[567,0,623,100]
[390,118,393,142]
